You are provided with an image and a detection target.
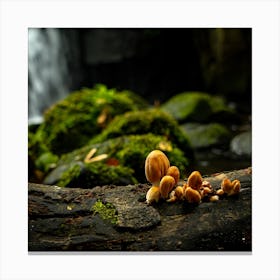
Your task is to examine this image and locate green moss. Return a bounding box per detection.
[161,92,235,123]
[49,133,190,187]
[57,163,82,187]
[114,134,189,181]
[55,161,137,188]
[85,163,138,186]
[35,84,148,155]
[34,152,59,173]
[92,200,118,224]
[90,109,193,159]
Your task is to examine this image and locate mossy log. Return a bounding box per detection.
[28,167,252,251]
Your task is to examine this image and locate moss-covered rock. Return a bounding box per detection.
[44,134,190,187]
[28,127,52,181]
[35,152,59,173]
[35,84,148,155]
[161,92,236,123]
[56,161,137,188]
[180,123,232,149]
[90,109,194,159]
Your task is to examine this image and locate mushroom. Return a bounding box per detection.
[221,178,241,196]
[200,181,213,198]
[145,150,170,186]
[167,185,184,203]
[216,189,225,196]
[166,166,180,185]
[209,195,219,202]
[183,185,201,204]
[146,186,161,204]
[187,171,203,191]
[159,175,175,199]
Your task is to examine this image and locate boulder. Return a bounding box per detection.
[44,134,190,187]
[161,92,237,124]
[90,108,194,159]
[180,123,231,149]
[33,84,148,155]
[230,131,252,157]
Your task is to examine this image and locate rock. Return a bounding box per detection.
[34,152,59,173]
[28,167,252,251]
[34,84,148,155]
[161,92,237,124]
[180,123,231,149]
[44,161,137,188]
[230,131,252,157]
[91,108,194,159]
[43,134,190,187]
[43,162,84,185]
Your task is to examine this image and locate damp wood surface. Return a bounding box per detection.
[28,167,252,251]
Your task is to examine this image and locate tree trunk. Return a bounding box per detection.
[28,167,252,251]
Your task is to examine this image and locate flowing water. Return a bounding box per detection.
[28,29,72,125]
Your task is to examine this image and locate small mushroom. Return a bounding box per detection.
[166,166,180,185]
[221,178,241,196]
[159,175,176,199]
[200,186,213,199]
[216,189,225,196]
[187,171,203,190]
[146,186,161,204]
[232,179,241,193]
[184,185,201,204]
[145,150,170,186]
[167,186,184,203]
[209,195,219,202]
[174,186,184,200]
[202,180,212,189]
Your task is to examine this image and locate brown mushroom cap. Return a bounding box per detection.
[187,171,203,190]
[221,178,232,193]
[221,179,241,196]
[159,175,175,199]
[184,186,201,204]
[174,185,184,200]
[145,150,170,185]
[166,166,180,185]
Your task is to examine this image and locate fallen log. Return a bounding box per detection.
[28,167,252,251]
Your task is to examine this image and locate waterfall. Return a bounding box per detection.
[28,29,73,125]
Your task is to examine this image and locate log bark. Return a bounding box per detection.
[28,167,252,251]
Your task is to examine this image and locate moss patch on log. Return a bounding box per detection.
[92,200,118,225]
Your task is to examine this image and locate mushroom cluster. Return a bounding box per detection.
[144,150,241,205]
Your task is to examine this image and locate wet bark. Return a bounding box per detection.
[28,167,252,251]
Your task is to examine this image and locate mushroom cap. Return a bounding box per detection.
[221,178,232,193]
[221,178,241,196]
[145,150,170,185]
[232,179,241,193]
[159,175,176,199]
[174,185,184,200]
[187,171,203,190]
[166,166,180,185]
[184,186,201,204]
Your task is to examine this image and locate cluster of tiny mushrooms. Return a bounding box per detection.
[145,150,241,205]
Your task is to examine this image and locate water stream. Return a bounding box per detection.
[28,29,72,125]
